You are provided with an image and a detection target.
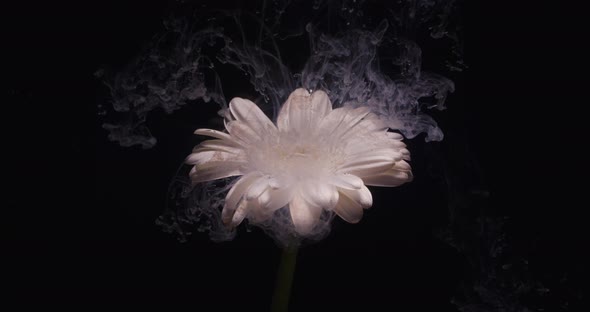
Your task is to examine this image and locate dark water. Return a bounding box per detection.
[5,0,587,310]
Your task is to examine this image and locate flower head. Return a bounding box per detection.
[186,88,412,236]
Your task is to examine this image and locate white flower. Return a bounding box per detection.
[186,88,412,235]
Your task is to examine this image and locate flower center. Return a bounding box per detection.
[246,132,342,185]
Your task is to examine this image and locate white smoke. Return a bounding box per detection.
[300,20,455,141]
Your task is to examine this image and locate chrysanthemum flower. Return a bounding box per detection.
[186,88,412,235]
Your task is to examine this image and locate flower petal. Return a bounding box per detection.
[335,106,372,137]
[189,161,244,184]
[339,184,373,209]
[268,177,282,189]
[310,90,333,120]
[222,173,261,224]
[246,176,271,200]
[261,187,293,212]
[225,120,261,145]
[386,132,404,140]
[329,173,363,190]
[247,197,272,224]
[185,150,242,166]
[333,191,364,223]
[344,146,402,162]
[193,140,243,154]
[249,189,288,223]
[393,160,412,172]
[318,106,352,135]
[277,88,310,131]
[400,148,411,160]
[301,182,339,211]
[229,97,277,135]
[359,112,388,131]
[194,129,238,144]
[289,192,322,235]
[338,154,396,177]
[276,88,332,132]
[230,200,249,227]
[361,164,413,187]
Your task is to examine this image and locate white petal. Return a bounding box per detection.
[345,146,402,161]
[393,160,412,172]
[222,173,260,224]
[185,151,211,165]
[339,185,373,209]
[276,89,332,132]
[333,192,363,223]
[361,112,387,130]
[194,129,237,143]
[277,88,309,132]
[225,121,260,145]
[361,168,412,187]
[230,200,249,227]
[336,106,372,136]
[324,106,372,140]
[390,140,407,149]
[268,177,282,189]
[189,161,244,184]
[289,192,322,235]
[229,97,277,135]
[338,155,396,177]
[400,148,411,160]
[261,187,294,212]
[246,197,269,224]
[341,134,395,157]
[310,90,333,120]
[329,173,363,190]
[246,176,270,200]
[386,132,404,140]
[301,182,339,211]
[277,88,310,131]
[339,116,388,142]
[258,187,272,208]
[185,150,241,165]
[318,106,351,135]
[193,140,243,154]
[244,182,295,223]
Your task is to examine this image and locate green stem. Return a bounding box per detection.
[271,246,298,312]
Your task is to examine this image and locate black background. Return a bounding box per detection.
[4,0,587,310]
